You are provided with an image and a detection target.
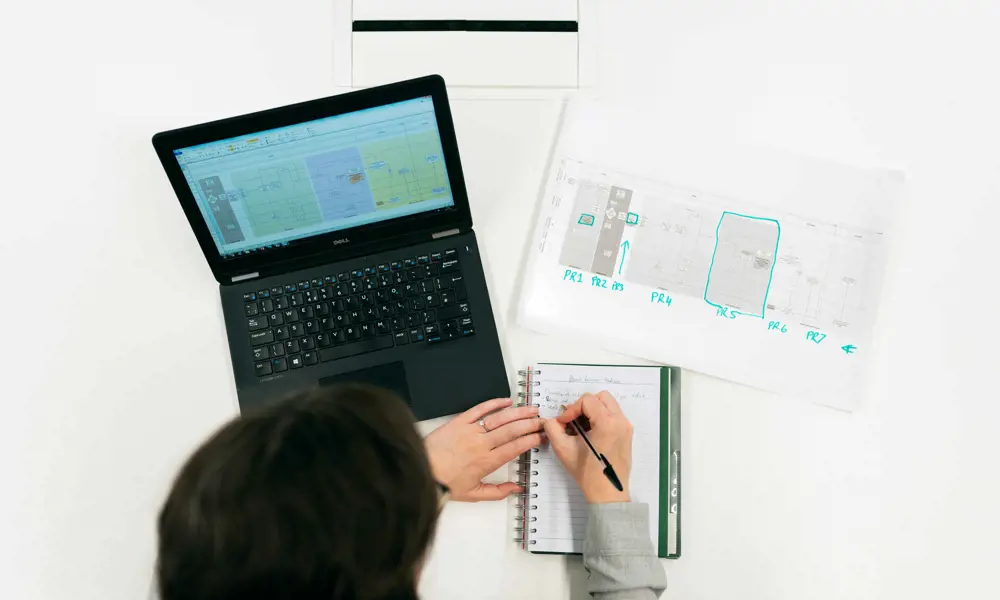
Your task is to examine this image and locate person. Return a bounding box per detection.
[156,385,666,600]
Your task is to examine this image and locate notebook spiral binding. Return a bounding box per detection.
[514,368,541,547]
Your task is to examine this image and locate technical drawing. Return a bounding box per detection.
[703,212,781,318]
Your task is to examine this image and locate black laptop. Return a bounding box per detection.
[152,75,509,419]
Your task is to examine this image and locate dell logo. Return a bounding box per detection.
[332,238,350,245]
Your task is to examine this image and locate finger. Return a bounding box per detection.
[482,404,539,431]
[556,394,610,424]
[484,432,545,471]
[463,482,523,502]
[542,416,576,454]
[460,397,513,423]
[595,390,624,416]
[486,416,544,448]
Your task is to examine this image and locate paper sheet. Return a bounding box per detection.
[527,364,660,554]
[518,100,903,410]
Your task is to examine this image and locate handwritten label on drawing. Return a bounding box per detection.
[591,276,607,288]
[715,306,736,319]
[562,269,583,283]
[651,292,673,306]
[612,281,624,291]
[841,344,857,354]
[806,331,827,344]
[767,321,788,333]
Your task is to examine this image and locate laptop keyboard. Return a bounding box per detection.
[242,248,475,377]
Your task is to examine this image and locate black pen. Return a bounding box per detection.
[569,419,624,492]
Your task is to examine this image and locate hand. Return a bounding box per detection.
[542,391,633,504]
[425,398,544,502]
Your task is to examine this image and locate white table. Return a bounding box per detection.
[4,1,1000,599]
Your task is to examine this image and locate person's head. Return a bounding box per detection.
[156,384,440,600]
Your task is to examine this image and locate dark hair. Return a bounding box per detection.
[156,384,439,600]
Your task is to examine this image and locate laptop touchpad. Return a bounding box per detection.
[319,361,412,406]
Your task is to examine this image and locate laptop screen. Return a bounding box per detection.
[172,96,454,258]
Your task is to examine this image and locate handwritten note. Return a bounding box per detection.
[526,364,661,554]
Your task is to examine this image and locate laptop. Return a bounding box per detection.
[152,75,509,419]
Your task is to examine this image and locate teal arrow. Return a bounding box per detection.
[841,344,857,354]
[618,240,630,275]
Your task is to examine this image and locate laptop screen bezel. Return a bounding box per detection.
[152,75,471,283]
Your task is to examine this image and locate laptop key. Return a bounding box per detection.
[300,336,316,350]
[345,326,360,341]
[392,317,407,331]
[363,306,378,321]
[409,328,425,343]
[434,276,452,290]
[252,346,270,361]
[303,351,318,366]
[316,333,332,347]
[274,326,290,341]
[404,257,417,267]
[260,298,274,313]
[359,293,374,306]
[417,254,430,264]
[360,323,376,338]
[282,309,298,323]
[250,330,274,346]
[270,286,283,296]
[298,306,314,319]
[269,343,285,357]
[284,339,300,354]
[422,263,440,278]
[431,252,443,262]
[314,302,330,316]
[332,328,346,344]
[318,335,393,362]
[364,277,378,291]
[289,323,305,337]
[393,331,408,345]
[440,290,457,306]
[410,297,425,311]
[391,260,403,270]
[376,289,390,303]
[247,316,268,331]
[338,272,350,282]
[407,268,423,282]
[243,292,257,302]
[438,302,470,321]
[376,319,390,335]
[271,357,288,372]
[395,300,409,315]
[441,320,459,334]
[290,293,304,306]
[274,296,290,310]
[421,310,436,324]
[289,354,303,369]
[245,302,259,317]
[305,319,320,334]
[424,292,441,308]
[441,259,460,273]
[424,323,440,336]
[255,361,272,377]
[444,248,458,258]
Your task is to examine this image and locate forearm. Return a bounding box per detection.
[583,503,667,600]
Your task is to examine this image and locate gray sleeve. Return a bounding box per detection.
[583,503,667,600]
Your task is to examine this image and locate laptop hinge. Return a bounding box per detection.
[432,228,461,239]
[231,272,260,283]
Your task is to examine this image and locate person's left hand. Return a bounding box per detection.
[425,397,544,502]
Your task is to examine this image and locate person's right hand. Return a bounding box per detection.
[542,391,633,504]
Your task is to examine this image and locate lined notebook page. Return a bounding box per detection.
[528,364,661,554]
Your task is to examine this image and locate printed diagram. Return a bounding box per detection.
[704,213,780,318]
[549,160,886,334]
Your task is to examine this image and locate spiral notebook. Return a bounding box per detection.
[513,363,682,558]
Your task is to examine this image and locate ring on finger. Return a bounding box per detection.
[478,418,491,432]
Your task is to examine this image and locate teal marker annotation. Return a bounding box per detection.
[651,292,672,306]
[767,320,788,333]
[562,269,583,283]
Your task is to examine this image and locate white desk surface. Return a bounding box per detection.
[4,1,1000,599]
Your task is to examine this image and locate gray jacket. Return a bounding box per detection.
[583,503,667,599]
